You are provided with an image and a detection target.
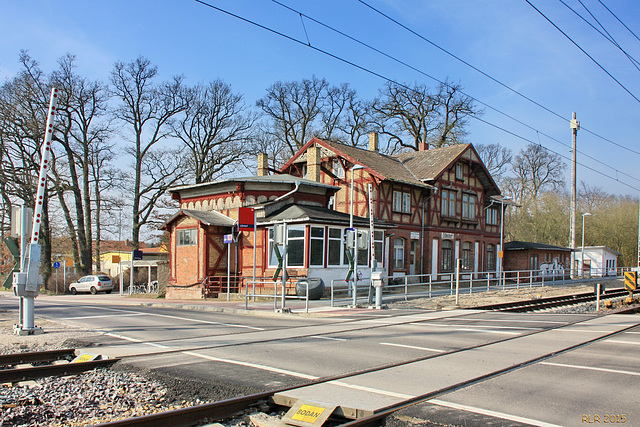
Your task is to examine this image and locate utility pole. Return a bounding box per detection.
[570,112,579,278]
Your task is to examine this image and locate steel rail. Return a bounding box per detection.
[93,307,632,426]
[339,320,640,426]
[0,348,76,367]
[0,358,120,383]
[474,289,636,312]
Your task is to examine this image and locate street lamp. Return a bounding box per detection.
[499,196,512,287]
[581,212,591,279]
[350,164,365,307]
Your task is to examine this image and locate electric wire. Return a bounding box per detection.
[194,0,640,192]
[270,0,640,184]
[558,0,640,71]
[524,0,640,105]
[357,0,640,157]
[597,0,640,44]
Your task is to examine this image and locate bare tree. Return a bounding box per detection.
[475,143,512,184]
[173,80,256,184]
[511,143,566,201]
[257,76,328,156]
[50,54,113,274]
[373,79,478,152]
[110,57,189,249]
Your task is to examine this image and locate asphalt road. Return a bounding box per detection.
[2,293,638,426]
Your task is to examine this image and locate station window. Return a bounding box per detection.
[441,240,453,272]
[309,227,324,267]
[441,190,456,218]
[327,228,343,266]
[462,242,473,270]
[487,208,498,225]
[394,238,405,270]
[462,194,476,220]
[486,244,496,271]
[177,229,197,246]
[287,226,305,267]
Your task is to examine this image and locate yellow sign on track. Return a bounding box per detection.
[624,272,637,291]
[283,401,336,427]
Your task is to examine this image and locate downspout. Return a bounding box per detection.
[274,181,301,202]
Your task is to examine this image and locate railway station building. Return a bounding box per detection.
[162,134,504,299]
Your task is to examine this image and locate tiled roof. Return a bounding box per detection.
[311,139,432,188]
[161,209,236,229]
[394,144,471,181]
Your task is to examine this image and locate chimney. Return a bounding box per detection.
[257,153,268,176]
[307,146,321,181]
[418,141,428,151]
[369,132,379,152]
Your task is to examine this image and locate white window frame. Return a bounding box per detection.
[177,228,197,246]
[309,226,325,267]
[333,158,345,178]
[402,192,411,213]
[441,190,456,218]
[455,163,464,180]
[487,208,498,225]
[394,238,405,270]
[393,191,402,212]
[327,227,343,266]
[462,194,476,220]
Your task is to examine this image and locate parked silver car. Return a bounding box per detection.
[69,275,113,295]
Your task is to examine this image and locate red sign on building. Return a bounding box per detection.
[238,207,255,231]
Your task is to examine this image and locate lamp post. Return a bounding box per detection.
[350,164,365,306]
[581,212,591,279]
[499,196,512,287]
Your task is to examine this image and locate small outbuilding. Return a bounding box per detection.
[573,246,621,277]
[503,241,573,278]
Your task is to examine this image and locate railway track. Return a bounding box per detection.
[93,309,640,427]
[473,288,638,312]
[0,348,119,383]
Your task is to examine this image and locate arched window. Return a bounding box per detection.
[486,244,496,272]
[462,242,473,270]
[441,240,453,272]
[394,238,405,270]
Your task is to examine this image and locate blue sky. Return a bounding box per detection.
[2,0,640,196]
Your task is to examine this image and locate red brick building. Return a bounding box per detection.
[162,135,504,299]
[503,241,573,278]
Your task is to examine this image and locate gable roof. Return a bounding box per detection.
[282,138,500,195]
[161,209,236,230]
[281,138,433,189]
[395,143,500,195]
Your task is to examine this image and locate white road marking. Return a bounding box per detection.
[429,399,563,427]
[410,322,539,331]
[104,333,170,349]
[606,339,640,346]
[461,318,565,325]
[62,313,147,320]
[540,362,640,376]
[408,323,527,335]
[380,342,444,353]
[180,351,318,379]
[60,306,264,330]
[327,381,414,399]
[310,336,347,341]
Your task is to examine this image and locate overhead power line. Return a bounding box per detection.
[194,0,640,192]
[524,0,640,104]
[557,0,640,72]
[269,0,639,184]
[597,0,640,44]
[357,0,640,158]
